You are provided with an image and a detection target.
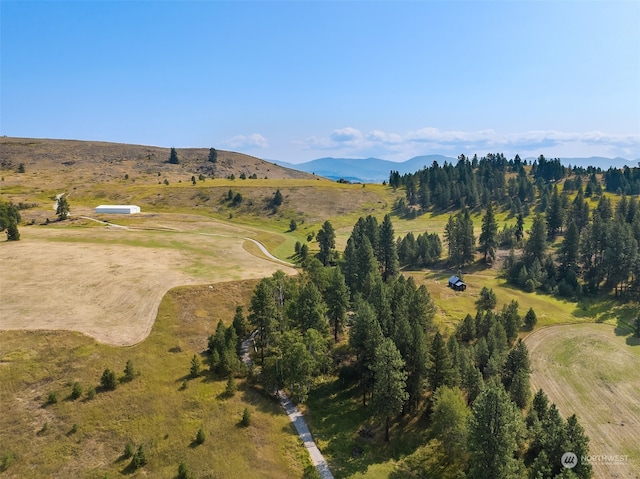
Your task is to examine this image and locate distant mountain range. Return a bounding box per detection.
[272,155,639,183]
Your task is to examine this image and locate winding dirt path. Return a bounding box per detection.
[240,332,334,479]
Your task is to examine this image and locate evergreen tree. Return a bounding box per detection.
[524,307,537,330]
[272,189,284,206]
[100,368,117,390]
[123,359,135,381]
[56,195,70,220]
[515,213,525,243]
[427,332,456,391]
[467,383,524,479]
[475,286,497,311]
[295,281,328,335]
[379,214,399,281]
[458,313,476,342]
[208,147,217,163]
[349,299,384,406]
[249,278,278,365]
[232,306,249,345]
[371,337,408,442]
[565,414,592,479]
[169,147,180,164]
[316,220,336,266]
[6,219,19,241]
[559,220,580,275]
[280,330,314,402]
[431,386,470,461]
[479,202,499,263]
[524,214,547,266]
[190,355,201,378]
[325,267,349,343]
[546,185,564,238]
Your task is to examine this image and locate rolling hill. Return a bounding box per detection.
[0,137,318,183]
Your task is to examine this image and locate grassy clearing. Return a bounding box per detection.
[0,280,311,479]
[303,378,430,479]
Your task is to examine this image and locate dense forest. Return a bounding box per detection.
[391,154,640,300]
[219,212,595,479]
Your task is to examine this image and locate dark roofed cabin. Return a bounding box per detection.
[448,275,467,291]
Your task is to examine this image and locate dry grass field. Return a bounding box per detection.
[0,280,311,478]
[0,215,295,346]
[526,324,640,479]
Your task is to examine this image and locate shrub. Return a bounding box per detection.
[195,428,206,445]
[177,462,191,479]
[225,375,237,396]
[123,360,135,382]
[46,392,58,405]
[69,423,78,435]
[123,442,135,459]
[70,382,82,400]
[131,445,147,469]
[241,408,251,427]
[86,386,96,400]
[0,451,16,471]
[189,355,201,379]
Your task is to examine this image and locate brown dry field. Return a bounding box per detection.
[0,214,296,346]
[526,324,640,479]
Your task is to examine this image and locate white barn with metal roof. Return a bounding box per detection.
[95,205,141,214]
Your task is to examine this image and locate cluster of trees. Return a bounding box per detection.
[0,200,20,240]
[603,165,640,195]
[389,154,639,221]
[504,192,640,298]
[396,229,442,269]
[390,153,535,214]
[243,213,591,477]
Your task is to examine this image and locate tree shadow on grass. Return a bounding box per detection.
[304,378,433,478]
[239,383,281,416]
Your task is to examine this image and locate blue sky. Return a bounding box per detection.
[2,1,639,163]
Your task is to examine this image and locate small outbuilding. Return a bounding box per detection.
[95,205,141,214]
[448,275,467,291]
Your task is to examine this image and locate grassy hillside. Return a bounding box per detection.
[2,137,639,478]
[0,281,312,479]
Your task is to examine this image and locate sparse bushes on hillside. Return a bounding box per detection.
[70,381,83,400]
[195,428,206,445]
[177,462,192,479]
[123,360,136,382]
[86,386,96,400]
[189,355,201,378]
[46,391,58,405]
[240,407,251,427]
[131,445,147,469]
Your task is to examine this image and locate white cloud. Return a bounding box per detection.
[330,127,363,143]
[224,133,269,150]
[296,127,640,161]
